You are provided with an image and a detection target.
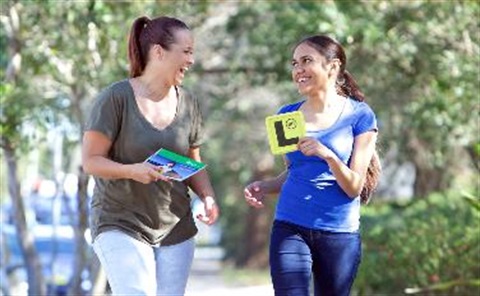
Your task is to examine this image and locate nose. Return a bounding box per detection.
[292,65,304,78]
[188,55,194,66]
[298,65,306,72]
[293,63,305,72]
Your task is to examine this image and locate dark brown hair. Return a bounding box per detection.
[128,16,189,78]
[296,35,381,204]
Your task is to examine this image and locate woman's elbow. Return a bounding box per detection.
[82,157,94,175]
[82,162,91,175]
[345,181,364,198]
[346,188,362,199]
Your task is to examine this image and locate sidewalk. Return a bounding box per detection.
[186,285,274,296]
[185,246,274,296]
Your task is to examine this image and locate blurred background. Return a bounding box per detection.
[1,0,479,295]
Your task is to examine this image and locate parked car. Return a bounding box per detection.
[1,181,92,296]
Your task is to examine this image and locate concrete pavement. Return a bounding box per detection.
[185,246,274,296]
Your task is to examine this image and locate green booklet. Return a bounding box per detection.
[145,148,206,181]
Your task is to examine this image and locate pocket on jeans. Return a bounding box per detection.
[318,230,360,241]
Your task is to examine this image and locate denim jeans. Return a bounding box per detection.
[270,220,361,296]
[93,230,195,296]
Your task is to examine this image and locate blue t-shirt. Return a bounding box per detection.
[275,98,377,232]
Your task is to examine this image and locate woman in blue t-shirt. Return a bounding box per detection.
[244,35,381,296]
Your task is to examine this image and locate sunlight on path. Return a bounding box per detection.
[186,285,274,296]
[186,246,274,296]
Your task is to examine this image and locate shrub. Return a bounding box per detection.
[354,191,480,295]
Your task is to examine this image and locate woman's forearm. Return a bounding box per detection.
[187,169,216,201]
[83,156,132,180]
[261,170,288,194]
[325,155,364,198]
[186,147,216,201]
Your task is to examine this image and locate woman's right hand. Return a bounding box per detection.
[244,181,266,208]
[127,162,172,184]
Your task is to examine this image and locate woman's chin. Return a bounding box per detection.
[175,77,184,86]
[297,87,309,96]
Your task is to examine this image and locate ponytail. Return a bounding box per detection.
[337,69,381,203]
[361,151,381,204]
[128,16,150,78]
[127,16,190,78]
[338,70,365,102]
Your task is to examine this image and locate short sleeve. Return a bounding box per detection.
[84,85,123,141]
[353,103,378,137]
[188,91,205,147]
[277,101,304,115]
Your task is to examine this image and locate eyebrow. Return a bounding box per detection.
[291,55,313,62]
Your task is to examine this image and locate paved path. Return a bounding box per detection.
[186,285,274,296]
[185,247,274,296]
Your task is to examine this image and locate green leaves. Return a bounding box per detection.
[463,191,480,212]
[226,1,480,196]
[358,192,480,294]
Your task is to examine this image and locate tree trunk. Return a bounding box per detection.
[90,255,108,296]
[1,233,12,295]
[466,145,480,172]
[408,135,451,198]
[240,205,273,268]
[237,167,275,269]
[2,4,46,293]
[68,166,90,295]
[3,142,46,296]
[413,165,449,198]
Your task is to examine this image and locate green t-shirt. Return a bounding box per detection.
[85,79,204,246]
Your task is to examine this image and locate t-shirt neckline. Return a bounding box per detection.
[297,97,350,133]
[126,79,182,132]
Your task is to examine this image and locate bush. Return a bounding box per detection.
[354,191,480,295]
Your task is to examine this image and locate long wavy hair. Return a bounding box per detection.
[296,35,381,204]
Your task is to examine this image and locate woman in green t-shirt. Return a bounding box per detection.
[82,15,219,296]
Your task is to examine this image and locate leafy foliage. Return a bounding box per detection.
[226,1,480,196]
[2,2,479,291]
[356,192,480,295]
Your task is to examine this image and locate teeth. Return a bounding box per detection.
[298,77,307,83]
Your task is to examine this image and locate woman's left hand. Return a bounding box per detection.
[298,137,334,159]
[196,196,219,226]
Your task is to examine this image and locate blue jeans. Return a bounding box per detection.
[93,230,195,296]
[270,220,361,296]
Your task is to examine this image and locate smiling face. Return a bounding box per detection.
[161,28,195,86]
[291,42,332,96]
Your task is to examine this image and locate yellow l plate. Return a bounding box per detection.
[265,111,306,155]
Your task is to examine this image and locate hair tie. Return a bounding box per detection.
[143,17,152,29]
[142,19,153,41]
